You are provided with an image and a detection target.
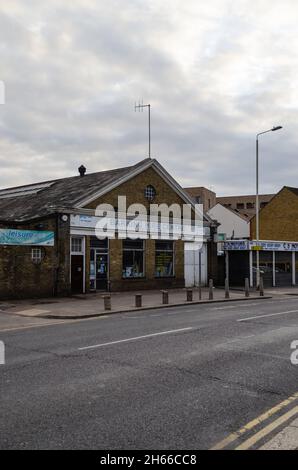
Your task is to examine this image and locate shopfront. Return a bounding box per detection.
[70,213,210,293]
[224,240,298,288]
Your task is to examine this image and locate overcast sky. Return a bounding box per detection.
[0,0,297,196]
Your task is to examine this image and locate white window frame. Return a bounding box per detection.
[70,236,86,293]
[31,247,42,264]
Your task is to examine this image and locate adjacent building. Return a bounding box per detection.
[207,203,250,241]
[224,186,298,287]
[0,158,217,299]
[217,193,274,218]
[184,187,216,213]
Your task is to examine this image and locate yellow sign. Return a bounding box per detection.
[251,246,263,251]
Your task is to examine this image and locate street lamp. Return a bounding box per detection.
[255,126,282,288]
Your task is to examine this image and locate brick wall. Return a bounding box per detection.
[250,188,298,241]
[0,215,70,299]
[85,167,187,291]
[107,238,185,291]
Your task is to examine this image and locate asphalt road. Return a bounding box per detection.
[1,297,298,449]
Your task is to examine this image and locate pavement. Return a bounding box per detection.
[0,287,272,320]
[0,295,298,449]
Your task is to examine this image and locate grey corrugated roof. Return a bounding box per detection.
[0,159,150,222]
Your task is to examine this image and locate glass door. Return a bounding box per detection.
[96,253,108,290]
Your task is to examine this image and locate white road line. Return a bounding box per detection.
[78,327,194,351]
[211,303,263,310]
[238,310,298,322]
[217,335,256,347]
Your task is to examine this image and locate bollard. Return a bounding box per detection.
[102,294,111,311]
[135,294,142,308]
[245,278,250,297]
[209,279,214,300]
[161,290,169,305]
[259,277,264,297]
[186,289,193,302]
[225,278,230,299]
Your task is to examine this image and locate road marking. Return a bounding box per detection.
[259,420,298,450]
[78,327,194,351]
[211,391,298,450]
[211,303,262,310]
[237,310,298,322]
[236,406,298,450]
[217,335,256,347]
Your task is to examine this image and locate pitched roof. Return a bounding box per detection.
[218,203,250,221]
[286,186,298,197]
[0,159,150,222]
[0,158,215,224]
[249,185,298,223]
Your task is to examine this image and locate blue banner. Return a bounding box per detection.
[0,229,55,246]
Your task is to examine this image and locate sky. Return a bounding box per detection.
[0,0,297,196]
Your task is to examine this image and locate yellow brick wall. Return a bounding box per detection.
[250,188,298,241]
[84,167,187,290]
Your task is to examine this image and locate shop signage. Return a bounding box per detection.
[224,241,249,251]
[0,229,55,246]
[224,240,298,252]
[70,214,207,240]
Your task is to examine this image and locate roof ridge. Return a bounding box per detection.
[0,158,150,193]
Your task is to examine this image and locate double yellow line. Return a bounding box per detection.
[211,392,298,450]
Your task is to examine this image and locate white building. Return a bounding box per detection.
[207,203,250,240]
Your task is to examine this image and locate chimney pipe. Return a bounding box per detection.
[78,165,86,177]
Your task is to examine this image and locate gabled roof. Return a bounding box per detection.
[250,185,298,223]
[210,203,250,222]
[286,186,298,197]
[0,158,215,224]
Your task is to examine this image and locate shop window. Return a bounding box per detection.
[71,237,83,253]
[155,241,174,277]
[122,240,144,278]
[32,247,42,264]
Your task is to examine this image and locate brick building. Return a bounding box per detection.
[0,158,217,299]
[224,186,298,287]
[217,193,274,219]
[184,187,216,212]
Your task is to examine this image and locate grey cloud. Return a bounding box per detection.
[0,0,297,196]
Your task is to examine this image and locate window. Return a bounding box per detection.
[144,185,156,201]
[155,241,174,277]
[122,240,144,278]
[236,203,245,209]
[32,247,42,263]
[246,202,255,209]
[71,237,83,253]
[260,202,268,208]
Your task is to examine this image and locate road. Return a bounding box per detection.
[0,297,298,449]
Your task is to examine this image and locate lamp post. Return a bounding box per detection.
[255,126,282,288]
